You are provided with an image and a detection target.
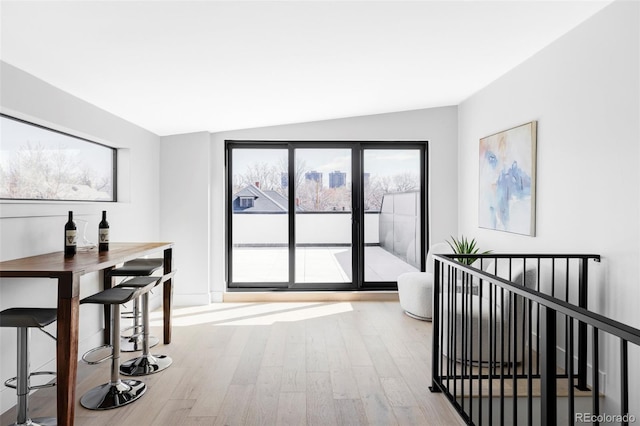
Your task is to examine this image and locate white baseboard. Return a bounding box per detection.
[222,291,399,303]
[173,293,211,307]
[531,331,607,394]
[555,345,607,395]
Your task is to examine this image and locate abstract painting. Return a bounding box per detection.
[479,121,537,236]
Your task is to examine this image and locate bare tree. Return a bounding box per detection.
[393,172,419,192]
[0,142,114,200]
[238,161,280,191]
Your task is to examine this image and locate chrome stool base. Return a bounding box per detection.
[120,354,173,376]
[120,334,159,352]
[10,417,57,426]
[80,379,146,410]
[1,308,58,426]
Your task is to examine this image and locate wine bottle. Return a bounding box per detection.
[64,211,77,257]
[98,210,109,252]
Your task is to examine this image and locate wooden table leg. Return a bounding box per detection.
[57,273,80,426]
[163,248,173,344]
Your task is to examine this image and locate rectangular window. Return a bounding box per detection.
[0,114,116,201]
[239,197,254,208]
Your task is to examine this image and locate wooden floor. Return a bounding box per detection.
[1,301,464,426]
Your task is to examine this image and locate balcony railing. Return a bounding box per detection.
[430,253,640,426]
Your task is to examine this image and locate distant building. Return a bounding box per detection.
[232,184,302,213]
[305,171,323,186]
[363,172,371,186]
[329,171,346,188]
[281,172,288,189]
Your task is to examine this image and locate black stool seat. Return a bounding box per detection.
[82,285,153,306]
[119,276,162,288]
[109,259,163,276]
[0,308,57,328]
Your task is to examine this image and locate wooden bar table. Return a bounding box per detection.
[0,242,174,426]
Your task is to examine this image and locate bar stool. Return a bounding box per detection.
[79,282,156,410]
[0,307,57,426]
[118,271,175,376]
[108,258,163,352]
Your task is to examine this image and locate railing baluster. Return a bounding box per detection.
[467,272,474,423]
[521,258,528,377]
[453,267,458,401]
[500,286,505,426]
[478,276,484,426]
[507,258,513,377]
[621,339,629,426]
[568,316,575,424]
[551,258,556,298]
[492,259,498,377]
[578,258,589,390]
[447,265,453,392]
[565,258,570,374]
[536,259,541,376]
[439,262,444,384]
[527,298,533,426]
[488,273,494,425]
[512,290,518,425]
[592,327,600,426]
[461,270,466,413]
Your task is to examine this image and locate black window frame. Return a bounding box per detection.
[225,140,429,292]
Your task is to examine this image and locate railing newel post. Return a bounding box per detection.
[540,305,558,426]
[577,258,589,391]
[429,257,442,393]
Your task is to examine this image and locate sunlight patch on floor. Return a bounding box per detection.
[150,302,355,326]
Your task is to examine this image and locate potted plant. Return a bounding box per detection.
[447,235,491,266]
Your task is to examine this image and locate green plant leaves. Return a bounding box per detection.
[446,235,490,265]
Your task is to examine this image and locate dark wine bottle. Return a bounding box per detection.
[64,211,77,257]
[98,210,110,252]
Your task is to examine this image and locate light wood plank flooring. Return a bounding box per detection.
[1,301,464,425]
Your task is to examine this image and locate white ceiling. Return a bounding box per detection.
[1,1,612,136]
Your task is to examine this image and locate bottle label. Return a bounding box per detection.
[99,229,109,243]
[66,230,77,246]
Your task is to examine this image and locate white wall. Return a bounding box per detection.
[160,132,211,306]
[0,62,162,413]
[207,106,459,298]
[458,1,639,416]
[232,213,379,245]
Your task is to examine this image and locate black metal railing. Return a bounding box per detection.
[430,253,640,426]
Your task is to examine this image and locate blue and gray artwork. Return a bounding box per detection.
[479,123,536,236]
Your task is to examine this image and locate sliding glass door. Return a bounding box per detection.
[363,149,422,282]
[229,148,289,285]
[294,148,354,288]
[227,141,427,290]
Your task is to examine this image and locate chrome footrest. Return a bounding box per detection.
[120,312,141,320]
[82,344,113,365]
[4,371,56,390]
[120,323,144,333]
